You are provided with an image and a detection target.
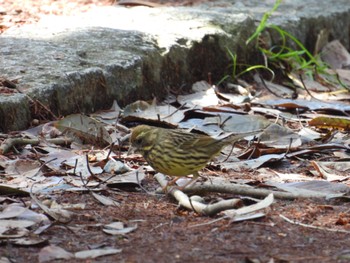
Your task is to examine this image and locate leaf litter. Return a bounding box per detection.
[3,67,350,259]
[2,9,350,262]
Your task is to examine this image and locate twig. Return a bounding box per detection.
[163,102,187,119]
[77,159,119,206]
[135,170,153,194]
[78,172,88,188]
[105,142,115,160]
[258,75,283,98]
[28,158,58,180]
[335,71,350,91]
[85,154,101,182]
[0,137,73,154]
[280,214,350,234]
[219,115,232,128]
[32,98,58,120]
[188,217,227,228]
[73,158,78,175]
[17,86,58,120]
[116,139,122,159]
[298,74,320,101]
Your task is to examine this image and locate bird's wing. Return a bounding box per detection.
[177,133,218,151]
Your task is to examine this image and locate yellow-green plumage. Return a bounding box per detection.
[130,125,259,179]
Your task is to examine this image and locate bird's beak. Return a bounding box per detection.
[127,145,135,156]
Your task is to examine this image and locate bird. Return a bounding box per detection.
[130,124,261,190]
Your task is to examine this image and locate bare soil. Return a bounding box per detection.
[1,1,350,263]
[2,174,350,263]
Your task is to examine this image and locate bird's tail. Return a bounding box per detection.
[220,129,263,144]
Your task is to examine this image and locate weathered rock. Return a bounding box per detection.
[0,1,350,131]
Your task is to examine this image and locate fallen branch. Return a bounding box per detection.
[181,181,344,200]
[0,137,73,154]
[155,174,242,216]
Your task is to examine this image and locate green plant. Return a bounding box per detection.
[246,0,327,78]
[218,47,274,86]
[223,0,331,86]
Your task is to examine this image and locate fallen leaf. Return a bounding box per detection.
[309,116,350,130]
[11,236,47,246]
[103,221,138,235]
[321,40,350,69]
[224,193,274,221]
[91,192,120,206]
[74,248,122,259]
[55,114,112,146]
[0,219,36,228]
[38,245,74,262]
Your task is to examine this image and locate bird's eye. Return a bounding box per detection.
[135,137,143,145]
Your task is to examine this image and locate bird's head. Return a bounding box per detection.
[130,125,157,154]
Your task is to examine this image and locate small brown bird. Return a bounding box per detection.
[130,125,260,189]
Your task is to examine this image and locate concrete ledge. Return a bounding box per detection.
[0,95,30,131]
[1,1,350,131]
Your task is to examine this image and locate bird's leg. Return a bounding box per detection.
[178,176,200,190]
[199,170,212,184]
[171,172,201,192]
[162,176,181,192]
[162,172,201,193]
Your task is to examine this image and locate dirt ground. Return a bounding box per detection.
[1,1,350,263]
[2,176,350,263]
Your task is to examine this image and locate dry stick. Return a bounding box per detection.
[103,142,119,160]
[84,153,112,188]
[73,158,78,176]
[28,158,58,180]
[105,142,115,160]
[259,75,284,98]
[299,73,350,116]
[188,217,227,228]
[94,143,124,187]
[219,115,232,128]
[94,173,118,189]
[94,142,129,188]
[32,98,58,120]
[0,137,73,155]
[163,102,187,120]
[183,181,343,200]
[335,71,350,91]
[85,154,99,181]
[78,171,89,189]
[155,173,243,216]
[77,169,103,206]
[280,214,350,234]
[81,155,120,204]
[75,159,92,190]
[16,84,58,120]
[135,170,153,195]
[298,73,320,101]
[115,138,123,160]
